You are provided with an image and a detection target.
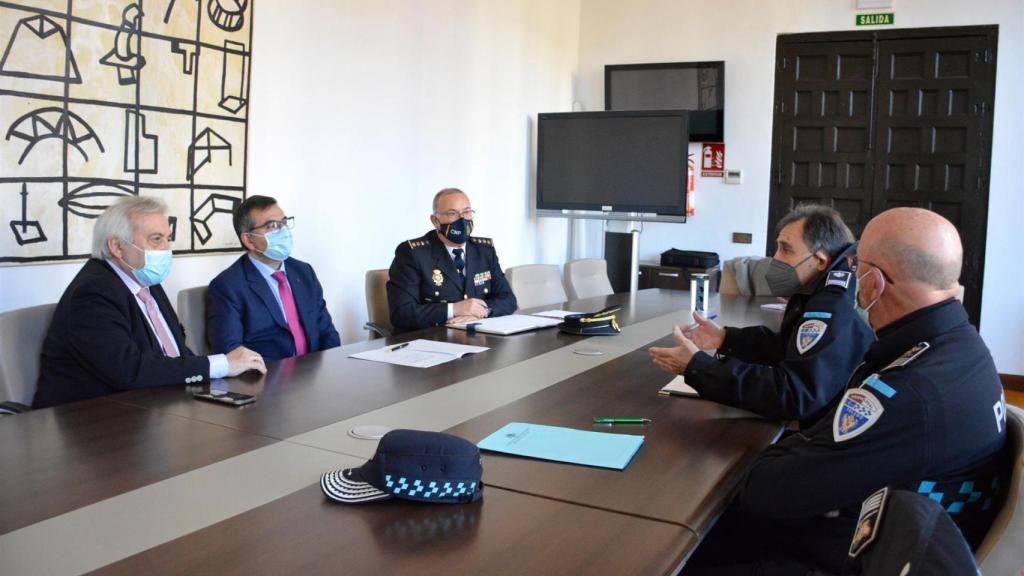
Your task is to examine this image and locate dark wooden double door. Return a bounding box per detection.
[768,26,997,326]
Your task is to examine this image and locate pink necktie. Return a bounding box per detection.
[137,287,179,358]
[272,271,308,357]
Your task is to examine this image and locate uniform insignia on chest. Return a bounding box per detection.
[881,342,930,372]
[431,269,443,287]
[473,270,491,286]
[848,487,888,558]
[796,319,828,354]
[833,388,884,442]
[825,270,852,290]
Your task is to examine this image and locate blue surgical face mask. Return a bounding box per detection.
[438,218,473,244]
[254,227,293,261]
[122,243,172,286]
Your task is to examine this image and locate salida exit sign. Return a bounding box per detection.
[856,12,894,26]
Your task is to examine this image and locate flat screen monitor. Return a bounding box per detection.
[605,61,724,143]
[536,110,688,216]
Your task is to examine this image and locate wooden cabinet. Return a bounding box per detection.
[639,264,720,292]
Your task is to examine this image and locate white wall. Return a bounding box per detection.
[0,1,581,343]
[3,0,1020,375]
[576,0,1024,375]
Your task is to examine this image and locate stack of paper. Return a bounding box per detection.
[348,339,488,368]
[477,422,645,470]
[531,309,584,319]
[448,314,562,335]
[659,375,700,398]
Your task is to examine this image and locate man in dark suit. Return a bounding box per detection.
[387,187,516,332]
[34,197,266,409]
[207,196,340,362]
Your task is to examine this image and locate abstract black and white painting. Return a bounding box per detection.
[0,0,252,263]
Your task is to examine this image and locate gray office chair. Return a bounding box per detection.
[364,269,393,339]
[505,264,567,310]
[722,256,773,296]
[975,404,1024,575]
[0,302,57,413]
[177,285,209,355]
[564,259,614,301]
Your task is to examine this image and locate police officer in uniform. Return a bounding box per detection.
[683,207,1008,575]
[651,205,874,426]
[387,188,517,333]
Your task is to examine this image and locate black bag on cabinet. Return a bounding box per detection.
[660,249,720,268]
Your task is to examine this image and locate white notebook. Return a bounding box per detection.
[448,314,563,335]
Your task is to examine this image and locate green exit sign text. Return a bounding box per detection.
[856,13,894,26]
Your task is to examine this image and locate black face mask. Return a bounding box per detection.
[765,253,815,296]
[439,218,473,244]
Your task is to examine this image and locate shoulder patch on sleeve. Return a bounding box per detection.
[834,388,885,442]
[825,270,852,290]
[881,342,930,372]
[796,319,828,354]
[470,236,493,247]
[407,239,429,249]
[849,487,889,558]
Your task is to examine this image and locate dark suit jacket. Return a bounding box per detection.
[34,259,208,409]
[387,230,517,332]
[206,255,340,362]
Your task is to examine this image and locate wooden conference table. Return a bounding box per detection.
[0,289,784,575]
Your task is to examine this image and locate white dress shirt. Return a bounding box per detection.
[107,260,229,378]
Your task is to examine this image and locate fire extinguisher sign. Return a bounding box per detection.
[701,143,725,177]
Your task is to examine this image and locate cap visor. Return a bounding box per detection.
[321,468,391,504]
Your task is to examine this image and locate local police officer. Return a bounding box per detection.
[387,188,517,333]
[651,205,874,426]
[683,208,1008,575]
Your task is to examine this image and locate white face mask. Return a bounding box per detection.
[855,268,884,327]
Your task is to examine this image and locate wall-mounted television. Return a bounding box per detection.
[605,61,724,143]
[536,110,688,219]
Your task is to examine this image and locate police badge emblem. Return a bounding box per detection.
[432,269,443,287]
[796,319,828,354]
[833,388,884,442]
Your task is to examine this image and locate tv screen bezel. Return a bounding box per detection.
[535,109,689,218]
[604,61,725,143]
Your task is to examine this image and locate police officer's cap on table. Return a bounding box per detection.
[321,430,484,504]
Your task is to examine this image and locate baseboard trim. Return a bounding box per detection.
[1001,374,1024,392]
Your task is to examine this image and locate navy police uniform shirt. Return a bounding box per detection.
[684,243,874,426]
[387,230,517,333]
[730,298,1007,573]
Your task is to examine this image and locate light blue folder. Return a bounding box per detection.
[477,422,644,470]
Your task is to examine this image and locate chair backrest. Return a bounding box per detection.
[176,286,209,356]
[0,303,57,405]
[365,269,392,339]
[563,259,614,301]
[505,264,567,311]
[723,256,774,296]
[976,404,1024,575]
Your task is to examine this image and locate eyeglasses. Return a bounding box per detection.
[847,255,894,283]
[249,216,295,234]
[434,209,476,221]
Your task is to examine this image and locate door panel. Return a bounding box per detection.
[873,36,991,325]
[768,27,996,327]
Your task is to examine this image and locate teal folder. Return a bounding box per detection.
[477,422,644,470]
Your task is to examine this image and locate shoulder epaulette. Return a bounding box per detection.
[470,236,493,247]
[881,342,930,372]
[407,238,430,249]
[824,270,852,291]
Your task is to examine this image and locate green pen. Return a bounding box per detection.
[593,417,652,424]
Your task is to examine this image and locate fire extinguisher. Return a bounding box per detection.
[687,153,695,216]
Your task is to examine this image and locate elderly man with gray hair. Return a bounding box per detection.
[683,208,1008,575]
[34,196,266,409]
